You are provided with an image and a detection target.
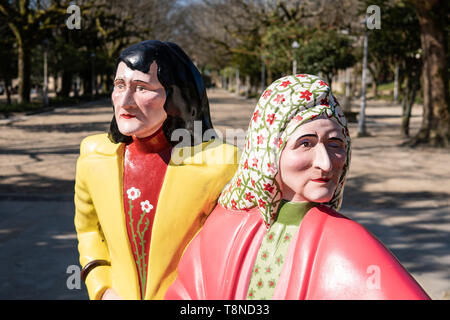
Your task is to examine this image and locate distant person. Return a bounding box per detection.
[166,74,430,300]
[74,40,239,300]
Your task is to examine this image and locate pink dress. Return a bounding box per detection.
[166,204,430,300]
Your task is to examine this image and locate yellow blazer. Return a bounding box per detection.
[74,133,239,300]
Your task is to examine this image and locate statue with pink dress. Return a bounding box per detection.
[165,74,430,300]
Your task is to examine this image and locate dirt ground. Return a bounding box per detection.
[0,88,449,299]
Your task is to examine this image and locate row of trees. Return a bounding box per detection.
[171,0,449,147]
[1,0,449,147]
[0,0,177,103]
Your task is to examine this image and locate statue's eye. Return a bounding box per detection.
[136,85,147,92]
[114,83,125,90]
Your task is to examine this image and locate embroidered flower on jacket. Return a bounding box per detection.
[127,187,141,201]
[140,200,153,213]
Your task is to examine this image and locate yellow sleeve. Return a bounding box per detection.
[74,144,112,300]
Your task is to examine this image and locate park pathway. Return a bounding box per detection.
[0,89,449,299]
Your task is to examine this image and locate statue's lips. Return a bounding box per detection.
[311,178,330,183]
[121,113,136,119]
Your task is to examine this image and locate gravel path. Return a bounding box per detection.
[0,89,449,299]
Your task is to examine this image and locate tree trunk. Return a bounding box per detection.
[266,59,272,87]
[17,42,31,104]
[82,69,92,97]
[372,81,378,98]
[411,0,450,147]
[2,79,11,105]
[401,74,419,137]
[60,70,73,98]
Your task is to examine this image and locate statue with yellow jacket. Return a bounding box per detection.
[74,40,239,300]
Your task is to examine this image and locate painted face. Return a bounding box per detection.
[278,118,347,203]
[112,61,167,138]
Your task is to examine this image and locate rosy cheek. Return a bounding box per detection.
[332,153,346,170]
[112,92,121,107]
[136,93,156,108]
[286,152,311,172]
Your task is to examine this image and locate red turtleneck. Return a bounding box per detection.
[122,127,172,299]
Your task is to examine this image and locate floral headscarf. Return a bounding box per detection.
[218,74,351,228]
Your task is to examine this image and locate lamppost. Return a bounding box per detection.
[90,52,96,98]
[260,53,266,93]
[357,19,369,137]
[291,40,300,75]
[43,39,49,108]
[235,67,240,96]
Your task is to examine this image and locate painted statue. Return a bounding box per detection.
[74,40,239,300]
[165,74,430,300]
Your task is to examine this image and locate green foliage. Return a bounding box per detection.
[295,29,356,82]
[260,22,307,75]
[260,23,356,82]
[362,0,421,81]
[209,1,357,90]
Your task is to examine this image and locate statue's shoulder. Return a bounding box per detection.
[171,140,241,168]
[203,140,240,165]
[79,133,122,156]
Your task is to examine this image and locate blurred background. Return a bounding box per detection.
[0,0,449,300]
[0,0,448,144]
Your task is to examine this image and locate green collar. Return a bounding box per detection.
[275,200,317,226]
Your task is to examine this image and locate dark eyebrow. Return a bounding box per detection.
[113,78,151,85]
[293,134,317,147]
[132,80,151,85]
[329,136,344,143]
[296,134,317,140]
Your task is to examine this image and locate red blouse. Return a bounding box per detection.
[123,128,172,299]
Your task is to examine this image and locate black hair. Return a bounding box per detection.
[108,40,215,146]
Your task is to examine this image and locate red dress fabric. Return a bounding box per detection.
[123,128,172,299]
[166,204,430,300]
